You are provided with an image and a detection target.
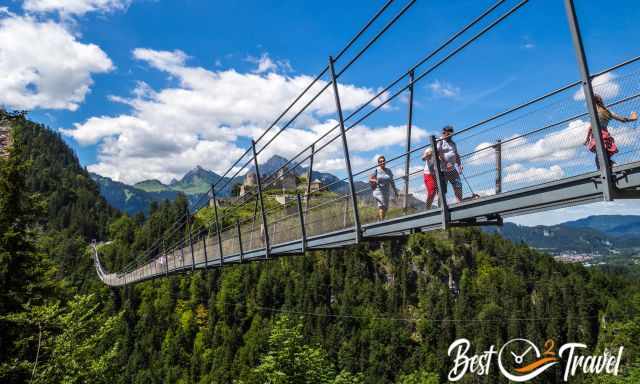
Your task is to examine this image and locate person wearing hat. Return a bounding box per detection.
[436,125,463,203]
[421,146,437,209]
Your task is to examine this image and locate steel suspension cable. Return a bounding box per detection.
[211,0,511,208]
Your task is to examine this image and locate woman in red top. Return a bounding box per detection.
[585,94,637,169]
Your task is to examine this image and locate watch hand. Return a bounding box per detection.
[518,347,533,359]
[511,351,518,359]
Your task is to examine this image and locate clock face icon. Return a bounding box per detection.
[512,345,534,365]
[498,339,559,382]
[502,339,540,368]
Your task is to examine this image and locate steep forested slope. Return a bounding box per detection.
[0,113,121,383]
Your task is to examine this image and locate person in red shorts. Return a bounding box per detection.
[421,147,437,209]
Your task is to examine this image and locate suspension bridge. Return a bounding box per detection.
[94,0,640,286]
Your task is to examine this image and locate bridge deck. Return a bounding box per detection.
[95,162,640,287]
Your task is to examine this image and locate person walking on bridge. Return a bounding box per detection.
[369,155,398,221]
[422,147,437,209]
[584,94,637,169]
[437,125,463,203]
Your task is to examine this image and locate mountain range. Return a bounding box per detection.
[90,155,363,215]
[485,215,640,257]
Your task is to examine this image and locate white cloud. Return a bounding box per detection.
[520,35,535,50]
[314,156,369,174]
[0,14,113,110]
[347,124,428,152]
[133,48,188,70]
[63,48,393,184]
[250,53,276,73]
[246,53,292,74]
[573,72,620,101]
[504,119,588,163]
[465,141,496,166]
[23,0,131,16]
[466,119,590,167]
[428,80,460,98]
[503,164,564,184]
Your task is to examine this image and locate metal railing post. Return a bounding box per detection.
[564,0,614,201]
[252,140,271,258]
[305,144,315,216]
[328,56,361,242]
[202,236,208,269]
[430,135,450,229]
[343,198,348,227]
[211,185,224,267]
[403,70,415,213]
[250,198,258,250]
[236,219,244,263]
[186,210,195,271]
[296,193,307,254]
[163,249,167,274]
[495,139,502,194]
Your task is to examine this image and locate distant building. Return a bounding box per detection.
[239,165,297,196]
[309,179,323,193]
[239,172,258,197]
[271,167,296,191]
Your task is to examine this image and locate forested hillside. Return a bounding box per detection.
[1,113,640,383]
[486,221,640,257]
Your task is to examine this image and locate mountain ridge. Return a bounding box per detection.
[92,157,359,215]
[486,216,640,257]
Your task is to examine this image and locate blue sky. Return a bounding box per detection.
[1,0,639,225]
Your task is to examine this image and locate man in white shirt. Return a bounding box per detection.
[436,126,463,203]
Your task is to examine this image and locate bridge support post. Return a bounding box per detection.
[296,193,307,254]
[236,219,244,263]
[564,0,615,201]
[163,240,168,276]
[403,70,415,213]
[252,140,271,258]
[211,185,224,268]
[202,236,208,269]
[495,139,502,194]
[328,56,361,242]
[305,144,315,217]
[430,135,450,229]
[186,210,195,271]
